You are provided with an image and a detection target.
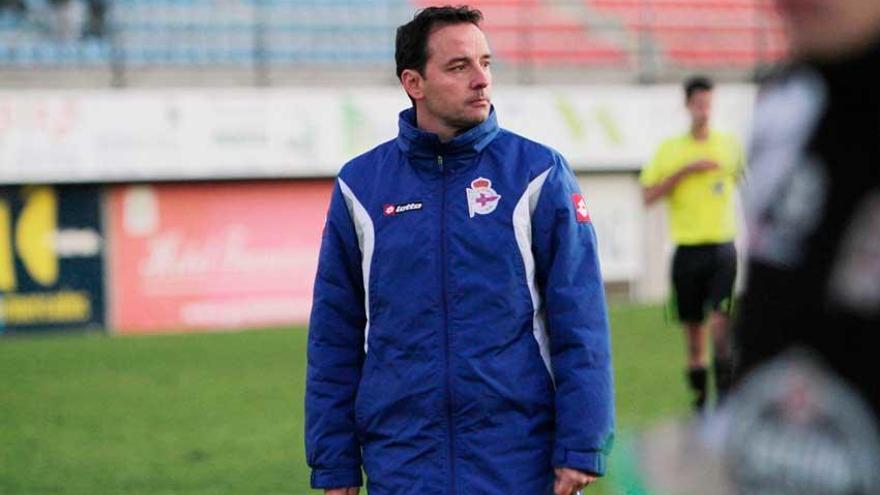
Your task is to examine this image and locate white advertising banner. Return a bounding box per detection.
[0,85,756,184]
[577,174,645,283]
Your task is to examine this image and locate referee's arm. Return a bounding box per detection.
[642,160,719,205]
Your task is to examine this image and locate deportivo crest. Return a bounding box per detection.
[383,202,423,216]
[572,193,591,223]
[466,177,501,218]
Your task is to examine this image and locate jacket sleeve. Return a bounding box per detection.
[531,155,615,476]
[305,179,366,489]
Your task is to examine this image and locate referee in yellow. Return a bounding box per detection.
[640,76,744,413]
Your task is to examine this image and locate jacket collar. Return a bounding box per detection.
[396,106,500,169]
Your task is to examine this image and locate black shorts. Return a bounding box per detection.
[672,242,737,323]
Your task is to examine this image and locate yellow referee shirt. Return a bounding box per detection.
[640,131,744,245]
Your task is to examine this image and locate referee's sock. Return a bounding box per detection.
[686,366,708,412]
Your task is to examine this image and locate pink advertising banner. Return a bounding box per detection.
[108,180,332,334]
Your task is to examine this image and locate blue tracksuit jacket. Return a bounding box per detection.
[306,107,614,495]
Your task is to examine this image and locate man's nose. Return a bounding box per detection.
[471,66,490,89]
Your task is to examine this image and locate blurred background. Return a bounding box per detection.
[0,1,785,494]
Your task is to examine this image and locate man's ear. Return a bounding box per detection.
[400,69,425,101]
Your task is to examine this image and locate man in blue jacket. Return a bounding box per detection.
[305,6,614,495]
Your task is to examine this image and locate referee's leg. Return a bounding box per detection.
[672,246,709,413]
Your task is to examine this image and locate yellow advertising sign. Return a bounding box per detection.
[0,185,104,332]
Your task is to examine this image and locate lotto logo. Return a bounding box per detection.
[383,202,423,216]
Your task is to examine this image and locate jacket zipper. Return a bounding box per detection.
[438,154,456,495]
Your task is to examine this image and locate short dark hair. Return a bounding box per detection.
[684,75,714,101]
[395,5,483,80]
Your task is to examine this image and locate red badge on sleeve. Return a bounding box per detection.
[572,194,591,223]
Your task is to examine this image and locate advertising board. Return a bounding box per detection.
[107,181,332,333]
[0,185,105,333]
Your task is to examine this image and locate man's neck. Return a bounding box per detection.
[414,107,464,143]
[691,124,710,141]
[434,128,457,143]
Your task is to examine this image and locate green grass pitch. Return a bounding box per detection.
[0,304,689,495]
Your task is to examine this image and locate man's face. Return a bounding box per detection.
[687,89,713,128]
[408,22,492,133]
[776,0,880,59]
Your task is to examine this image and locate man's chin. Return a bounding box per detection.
[458,109,490,127]
[444,107,491,136]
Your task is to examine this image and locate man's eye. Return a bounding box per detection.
[451,65,465,71]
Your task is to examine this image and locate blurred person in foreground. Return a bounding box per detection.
[640,76,745,413]
[734,0,880,423]
[304,6,613,495]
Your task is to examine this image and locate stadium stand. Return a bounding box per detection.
[0,0,111,67]
[0,0,412,67]
[0,0,787,82]
[412,0,628,67]
[588,0,787,68]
